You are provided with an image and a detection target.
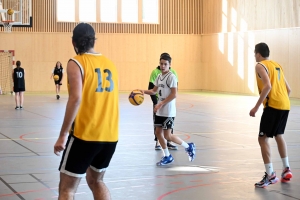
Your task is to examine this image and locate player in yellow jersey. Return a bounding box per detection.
[54,23,119,200]
[250,43,292,188]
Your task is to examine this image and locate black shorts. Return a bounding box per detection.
[59,135,117,177]
[54,80,62,85]
[259,107,289,138]
[154,115,175,130]
[14,88,25,92]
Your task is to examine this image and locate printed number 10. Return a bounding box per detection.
[95,68,114,92]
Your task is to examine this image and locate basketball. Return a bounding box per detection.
[53,75,59,81]
[128,90,144,106]
[7,9,14,15]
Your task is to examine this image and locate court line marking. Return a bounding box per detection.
[0,177,25,200]
[29,174,59,196]
[1,168,300,198]
[0,132,39,156]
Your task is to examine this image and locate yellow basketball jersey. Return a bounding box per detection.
[69,53,119,142]
[256,60,290,110]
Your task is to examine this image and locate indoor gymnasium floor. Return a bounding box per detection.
[0,92,299,200]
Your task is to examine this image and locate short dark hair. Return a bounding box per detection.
[72,23,96,54]
[160,54,172,64]
[255,43,270,57]
[160,52,170,58]
[16,61,21,67]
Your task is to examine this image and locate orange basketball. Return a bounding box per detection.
[7,9,14,15]
[128,90,144,106]
[53,75,59,81]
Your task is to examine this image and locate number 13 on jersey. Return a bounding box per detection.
[95,68,114,92]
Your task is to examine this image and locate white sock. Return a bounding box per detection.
[163,148,170,157]
[265,163,273,176]
[181,141,189,148]
[282,157,289,169]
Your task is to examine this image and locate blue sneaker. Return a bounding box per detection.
[185,143,196,161]
[156,155,174,166]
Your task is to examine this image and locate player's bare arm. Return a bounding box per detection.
[142,86,158,95]
[154,87,177,113]
[54,60,82,155]
[250,64,272,117]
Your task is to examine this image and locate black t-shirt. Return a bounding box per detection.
[13,67,25,89]
[53,67,63,79]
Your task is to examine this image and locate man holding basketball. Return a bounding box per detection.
[250,42,292,188]
[148,52,178,150]
[141,54,195,166]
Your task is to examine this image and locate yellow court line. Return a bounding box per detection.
[0,137,57,141]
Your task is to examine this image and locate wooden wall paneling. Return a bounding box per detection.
[275,0,291,29]
[178,35,202,90]
[261,0,272,30]
[264,29,290,74]
[200,34,214,90]
[287,29,300,98]
[202,0,300,34]
[292,0,300,27]
[2,0,299,34]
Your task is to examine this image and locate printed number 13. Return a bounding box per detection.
[95,68,114,92]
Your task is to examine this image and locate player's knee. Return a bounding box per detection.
[164,131,172,140]
[87,168,105,184]
[258,135,267,146]
[275,134,284,142]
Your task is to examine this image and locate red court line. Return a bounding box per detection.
[174,132,190,141]
[157,183,210,200]
[0,187,55,198]
[170,182,183,185]
[176,102,194,111]
[19,132,49,144]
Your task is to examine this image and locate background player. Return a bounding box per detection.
[12,60,25,110]
[250,42,292,188]
[50,61,64,99]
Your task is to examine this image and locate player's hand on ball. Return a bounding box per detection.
[136,89,144,94]
[54,135,67,156]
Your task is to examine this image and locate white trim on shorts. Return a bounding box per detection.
[60,137,86,178]
[154,117,174,129]
[90,165,107,173]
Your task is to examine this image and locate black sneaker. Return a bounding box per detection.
[56,95,60,100]
[167,142,178,150]
[255,172,278,188]
[15,106,19,110]
[20,106,23,110]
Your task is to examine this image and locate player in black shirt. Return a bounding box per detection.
[12,61,25,110]
[50,61,64,99]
